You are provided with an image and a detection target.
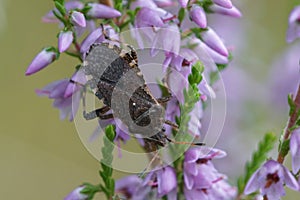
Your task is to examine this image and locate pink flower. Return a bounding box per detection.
[201,28,228,57]
[64,186,88,200]
[178,0,188,8]
[25,47,58,75]
[210,4,242,18]
[286,6,300,43]
[244,160,299,199]
[212,0,233,9]
[70,11,86,27]
[58,31,73,53]
[86,3,121,19]
[189,5,207,28]
[36,79,81,121]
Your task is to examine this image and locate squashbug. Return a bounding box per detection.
[79,39,180,153]
[76,27,203,155]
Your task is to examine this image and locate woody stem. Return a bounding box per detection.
[277,84,300,163]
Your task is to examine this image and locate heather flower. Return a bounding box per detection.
[167,48,198,72]
[184,179,237,200]
[198,76,216,99]
[154,0,174,7]
[25,47,58,75]
[131,0,158,10]
[80,28,103,53]
[42,1,84,23]
[178,0,188,8]
[64,186,88,200]
[64,69,86,98]
[184,147,236,199]
[157,166,177,198]
[210,4,242,18]
[115,175,144,199]
[187,101,203,137]
[290,128,300,173]
[36,79,81,121]
[116,167,177,200]
[58,31,74,53]
[80,25,119,54]
[204,43,229,64]
[189,5,207,28]
[192,38,228,65]
[201,28,228,57]
[144,166,177,199]
[151,24,180,56]
[184,147,227,190]
[244,159,299,199]
[70,11,86,27]
[86,3,121,19]
[286,6,300,43]
[135,7,164,28]
[212,0,233,9]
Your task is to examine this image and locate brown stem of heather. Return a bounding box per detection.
[277,84,300,163]
[99,0,113,7]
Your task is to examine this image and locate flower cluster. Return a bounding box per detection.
[25,0,300,200]
[240,5,300,199]
[183,147,237,199]
[26,0,241,199]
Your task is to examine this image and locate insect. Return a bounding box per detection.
[80,40,179,152]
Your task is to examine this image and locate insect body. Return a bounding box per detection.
[82,43,172,152]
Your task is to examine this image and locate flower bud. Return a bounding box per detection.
[25,48,58,75]
[58,31,73,53]
[70,11,86,27]
[86,3,121,19]
[201,28,228,57]
[210,4,242,18]
[178,0,188,8]
[212,0,233,9]
[189,5,207,28]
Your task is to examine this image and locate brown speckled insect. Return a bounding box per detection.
[80,41,179,152]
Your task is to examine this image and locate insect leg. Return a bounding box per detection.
[81,85,113,120]
[83,106,113,120]
[126,44,138,66]
[156,95,172,104]
[164,120,179,130]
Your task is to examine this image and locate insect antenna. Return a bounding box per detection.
[138,150,161,178]
[164,136,205,146]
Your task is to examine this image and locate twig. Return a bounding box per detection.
[277,84,300,163]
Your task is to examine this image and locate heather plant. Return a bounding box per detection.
[26,0,300,199]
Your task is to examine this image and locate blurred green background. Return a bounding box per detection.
[0,0,299,199]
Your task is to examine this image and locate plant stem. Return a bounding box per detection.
[277,84,300,163]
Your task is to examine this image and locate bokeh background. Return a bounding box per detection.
[0,0,299,199]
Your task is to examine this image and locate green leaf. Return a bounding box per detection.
[105,125,116,142]
[237,132,277,194]
[178,8,185,24]
[191,27,207,39]
[54,1,66,16]
[188,61,204,85]
[98,125,116,199]
[52,10,66,25]
[279,139,290,158]
[114,0,123,12]
[81,4,92,14]
[54,0,65,6]
[288,94,296,116]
